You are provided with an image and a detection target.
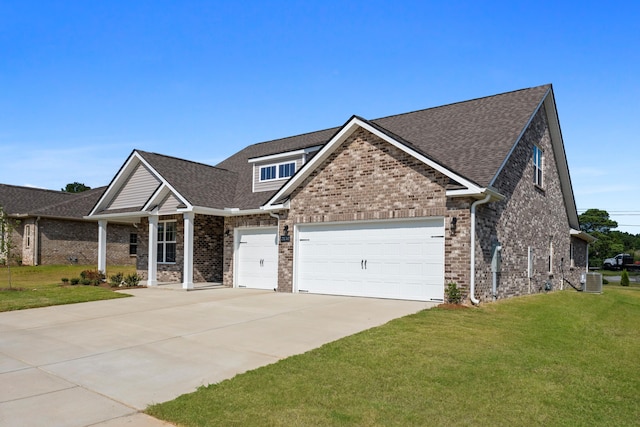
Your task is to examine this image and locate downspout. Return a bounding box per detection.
[469,194,492,305]
[34,217,40,266]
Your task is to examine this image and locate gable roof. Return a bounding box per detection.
[89,150,240,217]
[136,151,239,209]
[218,84,553,209]
[0,184,106,220]
[89,84,579,228]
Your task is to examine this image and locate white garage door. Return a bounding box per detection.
[296,219,444,301]
[235,227,278,290]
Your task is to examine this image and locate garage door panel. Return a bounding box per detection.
[296,219,445,302]
[236,228,278,290]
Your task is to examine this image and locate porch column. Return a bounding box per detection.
[98,220,107,273]
[147,215,158,286]
[182,211,194,290]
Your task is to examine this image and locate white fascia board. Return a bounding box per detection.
[89,152,142,216]
[544,91,580,231]
[190,206,265,216]
[571,228,597,243]
[83,212,143,222]
[261,201,289,211]
[263,117,483,209]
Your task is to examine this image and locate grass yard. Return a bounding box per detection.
[147,287,640,426]
[0,264,136,312]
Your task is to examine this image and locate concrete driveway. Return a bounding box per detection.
[0,287,432,427]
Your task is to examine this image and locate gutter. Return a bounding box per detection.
[469,194,492,305]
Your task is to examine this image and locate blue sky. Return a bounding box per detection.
[1,1,638,233]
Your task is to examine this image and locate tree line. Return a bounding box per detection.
[579,209,640,267]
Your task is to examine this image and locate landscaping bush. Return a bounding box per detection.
[445,282,462,304]
[621,269,630,287]
[80,269,105,285]
[124,273,141,287]
[70,278,80,285]
[61,278,69,285]
[80,278,92,286]
[109,272,124,288]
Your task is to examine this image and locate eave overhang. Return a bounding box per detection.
[262,116,487,211]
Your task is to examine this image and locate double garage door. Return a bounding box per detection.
[236,219,445,302]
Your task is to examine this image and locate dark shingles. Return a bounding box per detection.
[216,84,550,209]
[0,184,106,219]
[136,151,239,210]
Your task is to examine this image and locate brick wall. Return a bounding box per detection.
[137,214,225,283]
[6,217,135,267]
[278,128,451,293]
[473,105,587,301]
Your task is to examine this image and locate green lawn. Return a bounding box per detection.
[0,264,136,312]
[147,287,640,426]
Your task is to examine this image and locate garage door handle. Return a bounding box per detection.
[361,260,364,269]
[364,260,367,269]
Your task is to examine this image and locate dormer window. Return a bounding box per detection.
[260,162,296,182]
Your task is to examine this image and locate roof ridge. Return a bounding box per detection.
[136,149,234,174]
[370,84,552,123]
[239,84,552,150]
[32,186,107,213]
[0,183,73,196]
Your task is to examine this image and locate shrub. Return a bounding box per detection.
[61,278,69,284]
[70,278,80,285]
[80,278,92,286]
[80,269,105,283]
[445,282,462,304]
[109,272,124,288]
[621,269,630,287]
[124,273,141,287]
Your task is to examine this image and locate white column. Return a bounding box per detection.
[182,212,195,290]
[148,216,158,286]
[98,220,107,273]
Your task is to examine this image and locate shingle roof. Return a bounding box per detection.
[136,150,239,210]
[0,184,105,219]
[216,84,551,209]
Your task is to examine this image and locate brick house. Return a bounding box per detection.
[0,184,136,266]
[88,84,593,303]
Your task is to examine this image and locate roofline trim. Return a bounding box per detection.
[262,116,485,209]
[571,228,597,243]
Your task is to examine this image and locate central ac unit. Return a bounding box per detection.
[584,273,603,293]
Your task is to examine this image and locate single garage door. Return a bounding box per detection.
[236,227,278,290]
[296,219,444,301]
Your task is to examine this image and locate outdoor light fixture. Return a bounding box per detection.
[283,225,289,236]
[450,217,457,236]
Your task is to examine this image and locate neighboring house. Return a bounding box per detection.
[88,84,594,303]
[0,184,136,266]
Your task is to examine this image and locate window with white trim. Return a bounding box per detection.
[129,233,138,255]
[157,220,176,263]
[259,161,295,181]
[533,145,543,187]
[25,225,31,248]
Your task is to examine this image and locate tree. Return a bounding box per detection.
[621,269,630,287]
[0,206,19,289]
[62,182,91,193]
[579,209,618,234]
